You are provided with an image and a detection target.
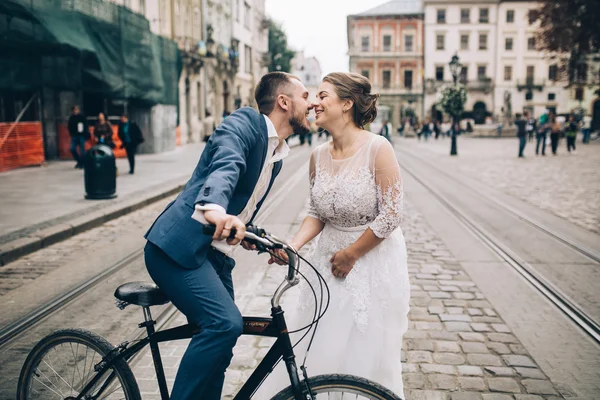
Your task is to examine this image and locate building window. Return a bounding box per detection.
[361,36,370,52]
[435,66,444,81]
[383,35,392,52]
[436,34,445,50]
[479,33,488,50]
[526,66,535,83]
[245,45,252,74]
[460,67,468,84]
[506,10,514,23]
[405,35,414,52]
[461,8,470,23]
[575,87,584,101]
[244,2,251,29]
[527,37,536,51]
[460,34,469,50]
[404,70,413,89]
[361,69,370,79]
[477,65,487,80]
[525,91,533,101]
[528,9,538,24]
[549,65,558,81]
[479,8,489,23]
[504,65,512,81]
[437,9,446,24]
[548,93,556,101]
[236,0,241,21]
[577,63,588,82]
[505,37,513,51]
[382,70,391,89]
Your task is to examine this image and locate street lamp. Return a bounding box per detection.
[448,53,462,155]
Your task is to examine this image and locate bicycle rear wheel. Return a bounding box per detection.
[271,374,403,400]
[17,328,141,400]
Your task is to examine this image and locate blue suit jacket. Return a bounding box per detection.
[145,107,283,269]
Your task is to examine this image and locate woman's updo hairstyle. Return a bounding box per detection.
[322,72,379,128]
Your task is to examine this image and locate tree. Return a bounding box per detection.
[439,84,467,121]
[533,0,600,83]
[439,83,467,156]
[267,20,295,73]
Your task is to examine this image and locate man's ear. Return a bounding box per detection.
[277,94,290,112]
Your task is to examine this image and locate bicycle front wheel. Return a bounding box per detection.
[17,328,141,400]
[272,374,403,400]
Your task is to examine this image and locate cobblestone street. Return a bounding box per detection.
[399,137,600,235]
[131,200,563,400]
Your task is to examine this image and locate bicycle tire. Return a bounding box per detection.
[271,373,403,400]
[17,328,141,400]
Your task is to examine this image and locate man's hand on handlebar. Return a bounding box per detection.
[203,210,246,245]
[241,240,257,251]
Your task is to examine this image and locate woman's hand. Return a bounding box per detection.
[330,248,358,278]
[268,248,289,265]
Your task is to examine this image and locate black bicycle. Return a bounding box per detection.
[17,225,401,400]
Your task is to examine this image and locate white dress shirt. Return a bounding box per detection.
[191,115,289,256]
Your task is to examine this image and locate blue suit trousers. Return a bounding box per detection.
[144,242,243,400]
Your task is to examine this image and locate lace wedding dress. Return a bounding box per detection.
[255,135,410,399]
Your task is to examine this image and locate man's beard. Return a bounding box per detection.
[289,112,309,135]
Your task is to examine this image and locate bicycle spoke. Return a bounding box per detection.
[85,351,97,386]
[32,372,64,398]
[70,342,84,385]
[42,358,73,391]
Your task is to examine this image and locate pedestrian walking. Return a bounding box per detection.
[536,110,549,156]
[565,114,578,154]
[379,119,391,142]
[118,114,145,174]
[525,111,537,143]
[94,113,115,149]
[514,113,527,158]
[549,113,561,155]
[67,105,89,169]
[581,114,592,144]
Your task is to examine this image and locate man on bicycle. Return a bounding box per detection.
[143,72,313,399]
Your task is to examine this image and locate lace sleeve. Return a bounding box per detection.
[369,139,403,238]
[307,150,324,221]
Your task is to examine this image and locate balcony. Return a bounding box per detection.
[373,84,423,96]
[425,79,448,94]
[466,77,493,93]
[517,79,545,92]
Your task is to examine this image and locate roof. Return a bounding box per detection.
[354,0,423,17]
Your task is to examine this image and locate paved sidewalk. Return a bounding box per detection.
[399,136,600,235]
[0,143,205,243]
[131,200,563,400]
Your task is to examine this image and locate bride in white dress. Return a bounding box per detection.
[256,72,410,399]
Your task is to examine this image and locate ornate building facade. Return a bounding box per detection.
[347,0,425,132]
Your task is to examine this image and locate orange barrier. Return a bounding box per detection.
[58,123,126,160]
[0,122,45,172]
[176,125,181,146]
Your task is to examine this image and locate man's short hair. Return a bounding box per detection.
[254,72,300,115]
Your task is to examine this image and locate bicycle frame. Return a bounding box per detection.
[77,306,305,400]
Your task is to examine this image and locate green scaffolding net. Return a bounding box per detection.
[0,0,182,106]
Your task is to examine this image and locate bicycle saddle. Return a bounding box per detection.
[114,281,170,307]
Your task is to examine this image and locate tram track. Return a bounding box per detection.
[397,148,600,345]
[0,148,311,352]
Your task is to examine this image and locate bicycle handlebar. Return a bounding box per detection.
[201,224,299,291]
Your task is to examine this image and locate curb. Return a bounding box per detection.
[0,182,186,266]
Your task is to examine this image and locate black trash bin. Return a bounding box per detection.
[84,144,117,199]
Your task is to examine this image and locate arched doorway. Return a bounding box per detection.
[431,104,442,123]
[592,98,600,132]
[473,101,487,125]
[185,77,192,141]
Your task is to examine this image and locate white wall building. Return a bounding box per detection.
[291,51,323,104]
[424,0,499,124]
[494,1,568,120]
[232,0,269,109]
